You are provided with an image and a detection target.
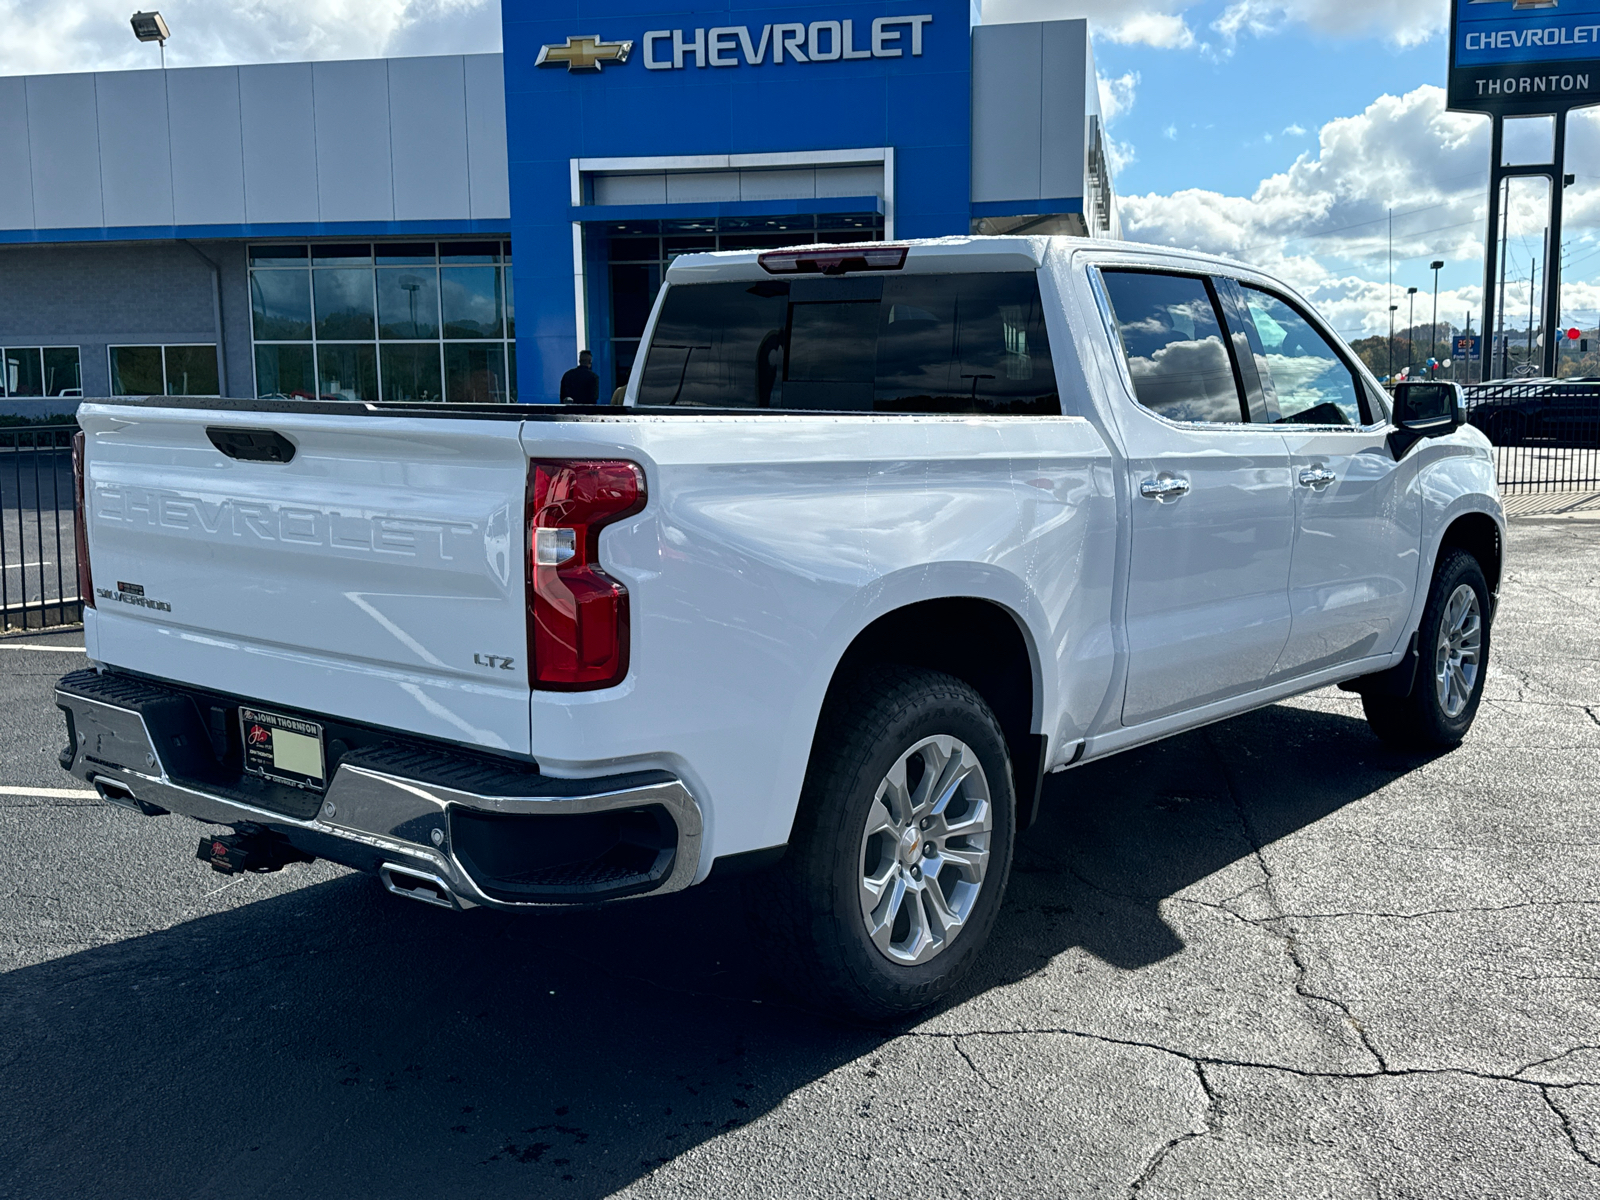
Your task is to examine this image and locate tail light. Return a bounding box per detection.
[71,431,93,611]
[527,459,645,690]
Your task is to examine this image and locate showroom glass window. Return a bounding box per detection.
[1,347,82,398]
[108,345,220,396]
[249,241,516,403]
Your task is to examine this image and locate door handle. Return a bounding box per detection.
[1139,477,1191,501]
[1298,467,1337,489]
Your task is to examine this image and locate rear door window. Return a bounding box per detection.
[1099,270,1248,424]
[636,272,1058,414]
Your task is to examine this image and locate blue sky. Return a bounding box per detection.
[1094,17,1443,199]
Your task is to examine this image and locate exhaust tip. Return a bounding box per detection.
[93,776,167,816]
[380,863,464,910]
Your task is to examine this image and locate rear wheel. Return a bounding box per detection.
[762,667,1016,1022]
[1363,549,1491,750]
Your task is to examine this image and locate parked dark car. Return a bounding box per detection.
[1463,378,1600,447]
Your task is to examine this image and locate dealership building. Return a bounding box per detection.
[0,1,1119,409]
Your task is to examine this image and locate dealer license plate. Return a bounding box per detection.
[240,707,327,790]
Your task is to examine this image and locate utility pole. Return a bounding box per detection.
[1429,260,1445,378]
[1388,306,1397,379]
[1407,286,1419,375]
[1527,255,1539,372]
[1496,178,1510,381]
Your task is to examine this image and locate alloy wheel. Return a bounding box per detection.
[1434,583,1483,719]
[857,735,993,966]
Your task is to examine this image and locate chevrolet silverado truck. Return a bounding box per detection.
[56,236,1503,1019]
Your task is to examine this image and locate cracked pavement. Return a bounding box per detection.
[1,516,1597,1198]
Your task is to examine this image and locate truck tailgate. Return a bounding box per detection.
[79,405,531,754]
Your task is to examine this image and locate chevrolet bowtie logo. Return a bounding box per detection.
[536,35,633,72]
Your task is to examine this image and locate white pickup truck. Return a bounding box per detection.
[57,236,1503,1018]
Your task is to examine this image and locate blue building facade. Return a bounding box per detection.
[504,2,1117,398]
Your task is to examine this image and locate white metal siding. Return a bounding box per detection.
[167,67,248,226]
[970,18,1088,206]
[96,70,175,227]
[0,76,35,230]
[389,56,472,222]
[0,54,510,233]
[463,54,510,221]
[312,59,394,223]
[25,73,103,229]
[240,63,320,224]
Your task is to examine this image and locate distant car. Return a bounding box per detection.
[1464,378,1600,447]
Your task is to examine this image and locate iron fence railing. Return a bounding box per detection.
[1461,379,1600,495]
[0,424,80,630]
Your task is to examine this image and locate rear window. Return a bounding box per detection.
[636,273,1059,415]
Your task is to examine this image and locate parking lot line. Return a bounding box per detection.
[0,785,99,799]
[0,644,85,653]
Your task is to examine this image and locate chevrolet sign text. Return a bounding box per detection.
[642,16,931,69]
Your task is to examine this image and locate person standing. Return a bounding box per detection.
[559,350,600,405]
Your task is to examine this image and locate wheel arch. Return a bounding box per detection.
[1438,509,1503,599]
[818,596,1048,830]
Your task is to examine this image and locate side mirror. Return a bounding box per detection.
[1389,380,1464,455]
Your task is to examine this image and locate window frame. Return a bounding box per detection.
[247,239,515,404]
[107,343,220,398]
[1,345,82,398]
[1092,265,1256,428]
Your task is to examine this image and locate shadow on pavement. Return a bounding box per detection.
[0,700,1428,1197]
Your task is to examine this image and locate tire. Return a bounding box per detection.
[760,667,1016,1022]
[1362,549,1492,750]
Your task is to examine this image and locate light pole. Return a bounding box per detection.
[1429,260,1445,378]
[1388,305,1398,379]
[130,11,170,68]
[1406,286,1419,375]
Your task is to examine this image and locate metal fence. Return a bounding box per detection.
[1461,380,1600,495]
[0,424,81,631]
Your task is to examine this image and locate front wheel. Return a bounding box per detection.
[761,667,1016,1022]
[1363,549,1491,750]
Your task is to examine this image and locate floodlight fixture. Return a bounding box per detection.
[130,11,170,68]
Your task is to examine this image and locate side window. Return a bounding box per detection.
[1099,270,1247,424]
[873,273,1058,415]
[1241,287,1366,426]
[636,273,1058,414]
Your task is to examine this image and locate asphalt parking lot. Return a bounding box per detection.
[1,516,1597,1198]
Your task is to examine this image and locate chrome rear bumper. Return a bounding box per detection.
[56,669,703,909]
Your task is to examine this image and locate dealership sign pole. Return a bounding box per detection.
[1450,0,1600,378]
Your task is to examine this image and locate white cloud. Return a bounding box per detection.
[1120,84,1600,337]
[1283,123,1306,136]
[980,1,1196,49]
[1095,71,1139,178]
[979,0,1445,52]
[1097,71,1138,122]
[1214,0,1447,49]
[0,1,500,75]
